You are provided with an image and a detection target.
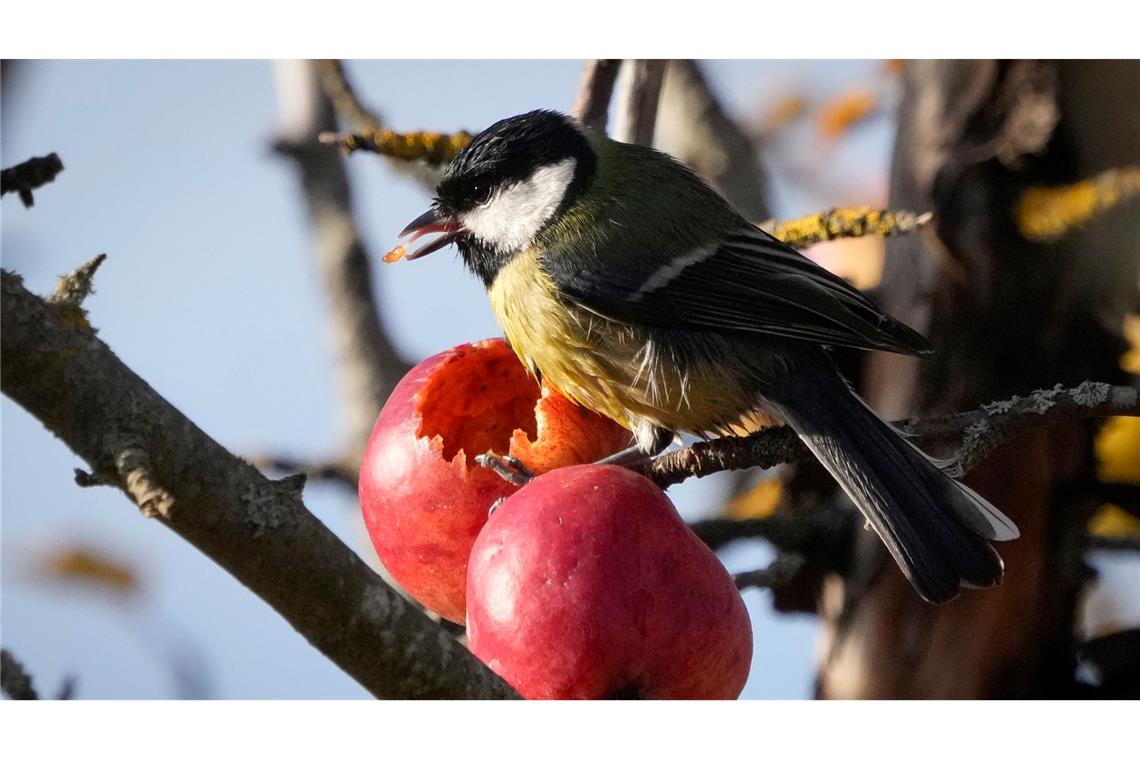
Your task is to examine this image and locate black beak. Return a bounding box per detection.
[399,207,464,260]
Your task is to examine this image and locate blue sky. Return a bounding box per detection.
[2,60,896,698]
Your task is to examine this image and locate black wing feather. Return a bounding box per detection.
[548,226,931,355]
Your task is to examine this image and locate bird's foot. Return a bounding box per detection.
[474,453,535,487]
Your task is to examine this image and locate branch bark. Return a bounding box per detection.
[655,60,769,220]
[273,60,411,476]
[613,60,667,147]
[819,59,1140,700]
[571,59,621,131]
[1,266,517,700]
[646,382,1139,488]
[2,153,64,208]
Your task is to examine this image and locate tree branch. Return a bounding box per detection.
[733,553,807,591]
[613,60,667,147]
[1016,165,1140,242]
[655,60,769,220]
[571,59,621,130]
[1,649,39,700]
[647,382,1140,488]
[1,265,517,700]
[273,61,412,474]
[761,207,932,249]
[2,153,64,208]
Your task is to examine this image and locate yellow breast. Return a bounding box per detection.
[487,253,773,438]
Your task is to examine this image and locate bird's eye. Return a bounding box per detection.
[472,183,494,207]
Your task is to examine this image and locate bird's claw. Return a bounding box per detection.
[475,453,535,487]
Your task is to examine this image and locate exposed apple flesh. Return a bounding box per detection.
[358,339,630,623]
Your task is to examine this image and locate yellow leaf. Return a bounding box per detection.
[1088,504,1140,540]
[763,94,807,134]
[36,547,138,594]
[1122,313,1140,375]
[1096,416,1140,485]
[817,90,878,140]
[726,478,783,520]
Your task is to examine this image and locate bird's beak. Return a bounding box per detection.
[399,207,464,260]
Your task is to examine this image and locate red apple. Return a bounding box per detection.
[466,464,753,699]
[358,339,630,623]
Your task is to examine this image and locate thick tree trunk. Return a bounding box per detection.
[818,60,1140,698]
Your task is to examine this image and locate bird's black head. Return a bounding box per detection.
[398,110,597,286]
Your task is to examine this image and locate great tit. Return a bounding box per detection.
[398,109,1019,604]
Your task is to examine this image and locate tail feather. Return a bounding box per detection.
[771,369,1017,604]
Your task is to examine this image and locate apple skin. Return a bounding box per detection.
[466,464,753,699]
[358,339,630,623]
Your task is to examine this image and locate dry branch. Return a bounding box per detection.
[274,60,411,474]
[1,265,517,700]
[571,59,621,130]
[1,153,64,208]
[647,382,1140,488]
[613,60,667,147]
[656,60,768,220]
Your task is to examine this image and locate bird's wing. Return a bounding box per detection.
[545,225,932,355]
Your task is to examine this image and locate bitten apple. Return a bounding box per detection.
[466,464,753,699]
[358,339,630,623]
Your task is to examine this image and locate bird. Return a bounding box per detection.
[396,108,1018,604]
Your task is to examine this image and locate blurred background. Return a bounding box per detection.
[2,60,1137,699]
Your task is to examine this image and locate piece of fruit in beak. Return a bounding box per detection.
[395,207,464,260]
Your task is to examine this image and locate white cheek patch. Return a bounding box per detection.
[460,157,577,253]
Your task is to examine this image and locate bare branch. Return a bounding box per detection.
[248,453,358,491]
[734,553,807,591]
[274,61,411,470]
[647,382,1140,488]
[1,649,39,700]
[0,267,517,699]
[571,59,621,130]
[1087,535,1140,553]
[313,59,459,189]
[613,60,667,147]
[655,60,768,220]
[2,153,64,208]
[315,59,383,133]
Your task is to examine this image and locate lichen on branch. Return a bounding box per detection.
[762,207,932,249]
[647,382,1140,488]
[320,128,473,165]
[1016,165,1140,242]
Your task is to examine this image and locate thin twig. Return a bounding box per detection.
[316,59,383,132]
[1087,535,1140,553]
[734,553,808,590]
[571,59,621,131]
[614,60,667,146]
[647,382,1140,488]
[2,153,64,208]
[249,453,358,491]
[319,128,472,165]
